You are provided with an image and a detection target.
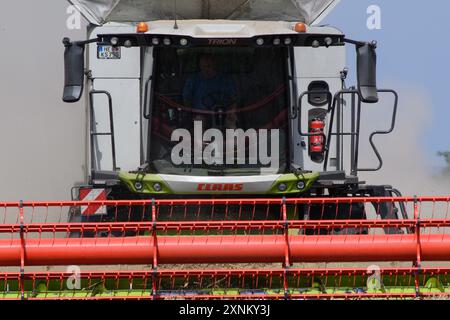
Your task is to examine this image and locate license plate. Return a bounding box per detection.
[97,45,121,59]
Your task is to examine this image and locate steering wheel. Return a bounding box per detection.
[201,91,233,110]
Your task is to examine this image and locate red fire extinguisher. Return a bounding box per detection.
[309,118,326,161]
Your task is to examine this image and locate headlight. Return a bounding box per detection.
[134,181,143,191]
[180,38,188,46]
[297,181,306,190]
[278,183,287,192]
[110,37,119,46]
[153,183,163,192]
[124,39,132,48]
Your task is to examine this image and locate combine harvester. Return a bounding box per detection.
[1,0,450,299]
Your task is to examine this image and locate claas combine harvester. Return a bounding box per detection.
[1,0,450,300]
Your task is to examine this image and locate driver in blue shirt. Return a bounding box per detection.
[183,54,238,128]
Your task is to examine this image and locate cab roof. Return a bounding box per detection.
[69,0,340,26]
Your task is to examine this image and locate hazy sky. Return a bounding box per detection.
[324,0,450,165]
[0,0,448,201]
[0,1,85,200]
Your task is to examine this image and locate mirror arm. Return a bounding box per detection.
[63,37,100,47]
[343,38,377,49]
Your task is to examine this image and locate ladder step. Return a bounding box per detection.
[330,132,358,136]
[91,132,112,136]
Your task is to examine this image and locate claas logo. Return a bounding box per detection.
[197,184,243,191]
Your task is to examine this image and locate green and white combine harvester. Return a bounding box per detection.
[65,0,403,224]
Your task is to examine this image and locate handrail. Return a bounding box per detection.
[89,90,117,172]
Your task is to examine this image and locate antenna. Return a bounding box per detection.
[173,0,179,30]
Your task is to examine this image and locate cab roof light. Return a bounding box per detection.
[152,37,160,46]
[294,22,307,33]
[137,22,149,33]
[180,38,188,46]
[110,37,119,46]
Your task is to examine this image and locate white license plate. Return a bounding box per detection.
[97,45,121,59]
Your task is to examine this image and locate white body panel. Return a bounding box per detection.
[292,45,346,172]
[88,25,142,172]
[159,174,281,194]
[91,79,141,171]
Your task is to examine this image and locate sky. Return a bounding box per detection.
[0,0,448,201]
[323,0,450,166]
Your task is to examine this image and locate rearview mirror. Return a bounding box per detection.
[62,38,86,103]
[357,42,378,103]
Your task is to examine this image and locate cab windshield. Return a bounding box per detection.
[148,46,289,176]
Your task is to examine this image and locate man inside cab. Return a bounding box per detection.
[183,54,238,129]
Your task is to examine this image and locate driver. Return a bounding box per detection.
[183,54,238,128]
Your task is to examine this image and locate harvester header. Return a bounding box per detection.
[0,197,450,299]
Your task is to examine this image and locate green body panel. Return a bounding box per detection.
[267,173,319,195]
[118,171,319,196]
[1,275,448,299]
[119,172,173,194]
